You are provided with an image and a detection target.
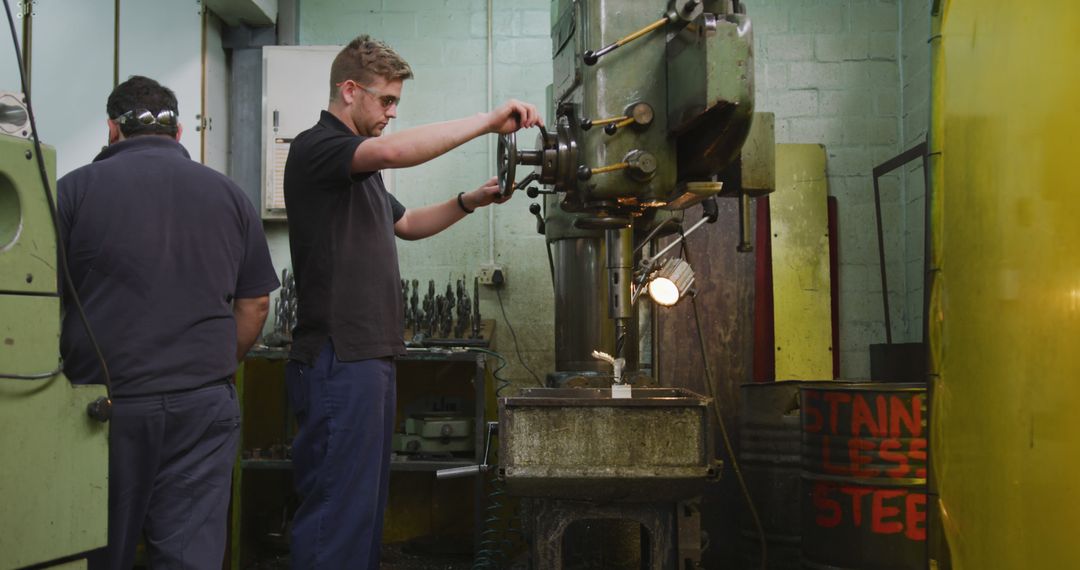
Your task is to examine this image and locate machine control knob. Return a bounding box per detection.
[87,396,112,422]
[625,150,658,181]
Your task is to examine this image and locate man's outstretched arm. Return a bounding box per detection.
[352,99,542,173]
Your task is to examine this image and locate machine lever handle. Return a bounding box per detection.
[513,171,540,192]
[580,115,626,131]
[583,16,669,65]
[529,202,546,235]
[436,465,486,479]
[436,421,499,480]
[581,0,702,66]
[603,117,636,135]
[526,186,554,199]
[577,162,629,181]
[581,103,654,135]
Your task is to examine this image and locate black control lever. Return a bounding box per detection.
[526,186,554,199]
[529,203,546,235]
[513,171,540,193]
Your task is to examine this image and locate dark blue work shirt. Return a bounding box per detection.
[284,111,407,365]
[58,136,280,396]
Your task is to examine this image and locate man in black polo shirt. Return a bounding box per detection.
[283,35,541,568]
[58,76,280,570]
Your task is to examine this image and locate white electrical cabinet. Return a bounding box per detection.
[261,45,339,220]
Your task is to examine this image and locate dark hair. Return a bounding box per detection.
[107,75,179,137]
[329,35,413,100]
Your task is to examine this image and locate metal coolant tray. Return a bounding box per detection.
[498,387,719,500]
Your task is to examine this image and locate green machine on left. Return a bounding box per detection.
[0,93,108,569]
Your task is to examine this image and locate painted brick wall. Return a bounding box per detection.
[901,0,932,343]
[296,0,555,386]
[752,0,903,378]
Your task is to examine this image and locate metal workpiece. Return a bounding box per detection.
[591,349,625,384]
[497,387,718,501]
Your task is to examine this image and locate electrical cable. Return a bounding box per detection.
[471,468,509,570]
[465,346,512,397]
[461,346,521,568]
[0,365,63,380]
[494,287,544,387]
[2,0,113,410]
[678,227,768,570]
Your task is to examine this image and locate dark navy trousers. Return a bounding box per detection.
[89,382,240,570]
[285,342,396,569]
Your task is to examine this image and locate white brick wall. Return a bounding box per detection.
[752,0,904,378]
[902,0,932,343]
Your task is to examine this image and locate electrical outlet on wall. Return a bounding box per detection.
[478,263,506,287]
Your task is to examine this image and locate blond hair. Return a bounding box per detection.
[329,35,414,100]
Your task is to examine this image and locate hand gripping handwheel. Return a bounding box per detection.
[495,118,583,198]
[497,125,553,197]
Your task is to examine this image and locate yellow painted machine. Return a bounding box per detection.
[0,93,109,568]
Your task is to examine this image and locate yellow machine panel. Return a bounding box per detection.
[931,1,1080,568]
[770,144,833,380]
[0,134,108,567]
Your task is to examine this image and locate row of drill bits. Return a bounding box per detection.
[403,276,482,340]
[266,268,297,347]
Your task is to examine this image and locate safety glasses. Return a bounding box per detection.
[115,108,178,129]
[338,80,400,109]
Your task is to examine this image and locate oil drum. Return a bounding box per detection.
[799,382,927,569]
[739,381,803,570]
